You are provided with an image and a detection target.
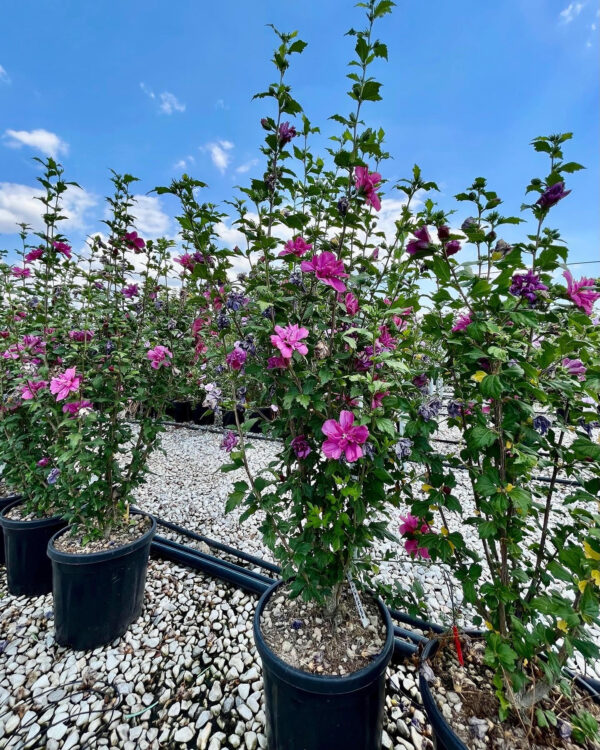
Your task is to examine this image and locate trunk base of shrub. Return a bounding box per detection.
[47,511,156,650]
[419,636,600,750]
[253,580,394,750]
[0,499,66,595]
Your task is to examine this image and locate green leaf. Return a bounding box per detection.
[375,417,396,436]
[480,374,504,399]
[466,425,496,450]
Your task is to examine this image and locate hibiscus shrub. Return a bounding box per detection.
[392,134,600,726]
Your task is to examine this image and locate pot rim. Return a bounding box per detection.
[47,510,156,565]
[253,578,394,696]
[0,499,64,530]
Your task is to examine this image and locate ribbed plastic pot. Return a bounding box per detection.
[253,580,395,750]
[0,494,22,565]
[47,511,156,650]
[0,499,66,596]
[191,405,215,426]
[419,638,600,750]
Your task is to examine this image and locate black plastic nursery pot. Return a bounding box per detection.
[0,499,66,596]
[249,407,274,434]
[0,494,22,566]
[253,580,395,750]
[191,404,215,426]
[419,638,600,750]
[165,400,192,423]
[47,511,156,650]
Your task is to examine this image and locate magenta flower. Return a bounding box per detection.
[147,345,173,370]
[37,457,50,468]
[301,252,348,293]
[270,324,309,359]
[50,367,81,401]
[12,267,31,279]
[564,270,600,316]
[321,410,369,462]
[69,330,94,343]
[371,390,389,410]
[437,226,451,241]
[25,248,44,263]
[354,166,382,211]
[378,325,397,350]
[404,539,430,559]
[121,284,139,299]
[52,241,72,259]
[175,253,195,271]
[291,435,311,459]
[341,292,359,316]
[537,182,571,209]
[399,514,420,536]
[510,269,548,305]
[452,311,472,333]
[226,347,247,371]
[267,355,288,370]
[445,240,461,256]
[562,357,586,381]
[279,236,312,258]
[221,431,239,453]
[21,380,48,400]
[124,231,145,253]
[406,226,431,256]
[62,400,94,417]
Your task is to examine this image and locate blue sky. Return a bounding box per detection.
[0,0,598,268]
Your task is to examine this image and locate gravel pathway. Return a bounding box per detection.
[1,422,598,749]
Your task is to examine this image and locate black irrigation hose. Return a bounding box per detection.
[389,609,445,635]
[151,538,270,596]
[153,534,275,587]
[153,516,281,575]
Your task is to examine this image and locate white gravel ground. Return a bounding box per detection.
[0,421,598,750]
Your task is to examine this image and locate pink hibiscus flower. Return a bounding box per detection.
[147,345,173,369]
[279,236,313,258]
[25,248,45,263]
[354,166,382,211]
[270,324,309,359]
[12,267,31,279]
[124,231,145,253]
[321,410,369,462]
[452,311,472,333]
[52,241,72,259]
[301,252,349,293]
[267,355,288,370]
[62,400,94,417]
[21,380,48,400]
[340,292,359,316]
[50,368,81,401]
[564,270,600,316]
[226,347,247,371]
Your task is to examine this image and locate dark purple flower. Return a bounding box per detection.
[537,182,571,209]
[447,401,462,419]
[337,197,349,216]
[406,227,431,256]
[121,284,139,299]
[510,269,548,305]
[216,311,230,330]
[226,292,248,312]
[278,122,297,145]
[562,357,586,381]
[412,373,429,392]
[445,240,461,256]
[418,398,442,422]
[395,438,413,460]
[461,217,478,232]
[437,226,451,241]
[291,435,311,459]
[533,415,551,435]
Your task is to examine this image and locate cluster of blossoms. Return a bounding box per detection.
[398,514,432,559]
[509,269,548,305]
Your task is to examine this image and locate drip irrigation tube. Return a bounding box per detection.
[153,516,281,575]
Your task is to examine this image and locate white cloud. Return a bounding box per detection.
[0,182,96,233]
[559,2,584,23]
[235,158,259,174]
[159,92,185,115]
[215,99,228,110]
[140,83,185,115]
[202,140,234,173]
[174,155,195,170]
[0,65,10,84]
[3,128,69,158]
[130,195,171,237]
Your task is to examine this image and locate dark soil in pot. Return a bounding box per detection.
[253,580,394,750]
[420,635,600,750]
[47,511,156,650]
[0,499,66,595]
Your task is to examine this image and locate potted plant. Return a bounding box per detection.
[172,4,426,747]
[391,135,600,748]
[0,164,77,594]
[27,168,189,649]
